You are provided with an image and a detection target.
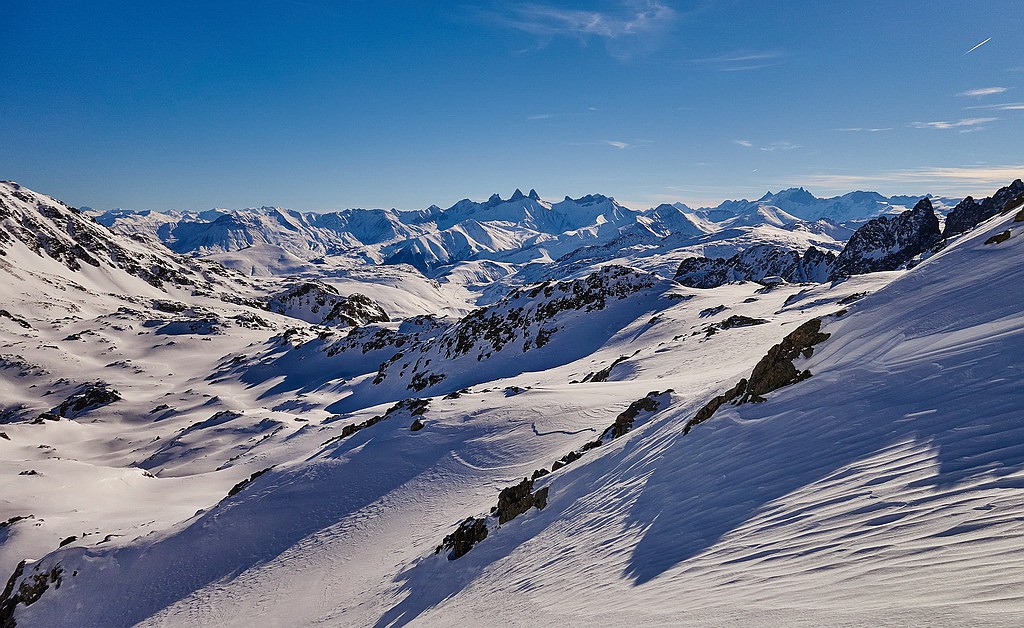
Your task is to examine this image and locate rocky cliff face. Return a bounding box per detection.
[675,245,836,288]
[367,265,667,395]
[943,179,1024,239]
[829,198,941,279]
[0,181,238,292]
[267,282,389,327]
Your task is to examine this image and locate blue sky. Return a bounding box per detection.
[2,1,1022,210]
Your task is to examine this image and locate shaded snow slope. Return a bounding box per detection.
[3,181,1021,628]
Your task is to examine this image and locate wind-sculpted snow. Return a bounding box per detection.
[4,181,1024,627]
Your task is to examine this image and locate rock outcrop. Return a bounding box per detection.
[268,282,389,327]
[51,382,121,419]
[685,318,830,434]
[675,245,836,288]
[943,179,1024,239]
[829,198,941,278]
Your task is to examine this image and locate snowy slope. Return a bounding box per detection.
[2,181,1021,627]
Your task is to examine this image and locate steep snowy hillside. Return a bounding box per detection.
[2,180,1020,627]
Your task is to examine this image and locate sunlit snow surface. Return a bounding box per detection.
[2,182,1022,626]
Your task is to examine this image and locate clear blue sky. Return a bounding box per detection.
[2,1,1021,211]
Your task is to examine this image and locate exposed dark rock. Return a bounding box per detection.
[984,230,1012,245]
[676,245,836,288]
[323,293,390,327]
[227,466,274,497]
[371,266,659,392]
[943,179,1024,238]
[0,560,63,628]
[685,318,830,434]
[269,282,389,327]
[0,515,33,530]
[0,433,8,441]
[551,450,583,471]
[585,355,630,383]
[409,418,425,431]
[495,478,550,524]
[602,390,669,440]
[17,470,38,476]
[830,198,941,278]
[439,517,488,560]
[52,382,121,418]
[322,398,429,446]
[58,536,77,547]
[0,311,31,330]
[837,291,868,305]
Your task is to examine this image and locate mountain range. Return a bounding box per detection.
[2,177,1023,627]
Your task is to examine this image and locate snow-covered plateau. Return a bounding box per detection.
[2,178,1023,626]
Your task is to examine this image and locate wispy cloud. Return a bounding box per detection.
[733,138,800,151]
[957,87,1007,97]
[964,37,991,55]
[964,102,1024,111]
[803,165,1024,195]
[911,117,997,130]
[691,50,786,72]
[526,113,555,121]
[835,127,892,132]
[481,1,677,59]
[605,140,631,149]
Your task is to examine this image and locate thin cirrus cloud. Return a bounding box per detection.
[480,1,678,59]
[802,165,1024,195]
[691,51,786,72]
[835,127,892,132]
[733,139,800,151]
[957,87,1008,97]
[963,102,1024,111]
[910,117,997,130]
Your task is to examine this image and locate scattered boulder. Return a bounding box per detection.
[685,318,830,434]
[985,230,1012,245]
[227,466,274,497]
[322,398,429,446]
[495,478,550,524]
[438,517,488,560]
[51,382,121,418]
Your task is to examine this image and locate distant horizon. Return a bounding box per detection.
[50,180,1001,215]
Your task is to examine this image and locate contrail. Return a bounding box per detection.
[964,37,991,55]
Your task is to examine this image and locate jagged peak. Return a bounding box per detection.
[528,188,540,201]
[509,189,526,202]
[912,197,934,212]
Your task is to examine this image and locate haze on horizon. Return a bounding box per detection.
[1,0,1021,212]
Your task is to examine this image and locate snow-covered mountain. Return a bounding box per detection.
[3,179,1023,627]
[92,187,943,284]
